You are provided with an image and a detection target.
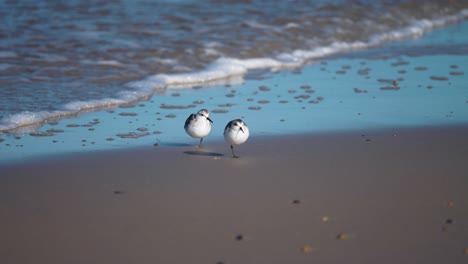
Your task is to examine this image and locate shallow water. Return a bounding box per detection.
[1,1,468,164]
[1,0,467,131]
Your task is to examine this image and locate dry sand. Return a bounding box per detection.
[1,126,468,264]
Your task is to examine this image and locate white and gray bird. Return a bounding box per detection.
[224,119,249,158]
[184,109,213,147]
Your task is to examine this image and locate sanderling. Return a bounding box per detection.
[224,119,249,158]
[184,109,213,147]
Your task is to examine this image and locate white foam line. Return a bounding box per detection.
[1,10,467,133]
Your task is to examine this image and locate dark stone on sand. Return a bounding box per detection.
[247,98,254,102]
[450,65,458,69]
[137,127,149,132]
[398,70,407,74]
[165,114,176,118]
[336,70,346,74]
[445,218,455,224]
[153,131,162,135]
[212,109,229,114]
[160,104,195,109]
[353,88,368,93]
[300,85,311,89]
[258,85,271,91]
[279,100,288,104]
[46,129,65,133]
[171,92,181,97]
[317,96,324,101]
[358,69,370,75]
[380,86,400,91]
[430,76,449,81]
[119,112,138,116]
[305,89,316,93]
[47,120,59,125]
[391,61,409,67]
[113,190,125,195]
[66,124,80,128]
[258,100,270,104]
[225,94,235,98]
[342,65,351,69]
[449,71,464,76]
[30,132,54,137]
[308,100,319,104]
[235,234,244,241]
[292,199,300,204]
[218,103,233,107]
[377,79,395,84]
[294,94,310,99]
[119,104,135,108]
[0,138,4,143]
[116,132,150,139]
[248,106,261,110]
[106,138,115,141]
[288,89,297,93]
[414,66,427,71]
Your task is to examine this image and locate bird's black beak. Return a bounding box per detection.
[207,117,213,123]
[240,127,244,133]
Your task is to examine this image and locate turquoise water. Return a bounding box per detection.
[0,18,467,164]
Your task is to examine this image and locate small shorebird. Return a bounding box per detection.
[224,119,249,158]
[184,109,213,147]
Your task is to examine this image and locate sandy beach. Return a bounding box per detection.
[1,125,467,264]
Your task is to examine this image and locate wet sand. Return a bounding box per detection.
[1,126,468,264]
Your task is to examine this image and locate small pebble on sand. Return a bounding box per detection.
[248,106,261,110]
[119,112,138,116]
[259,85,271,91]
[445,218,455,224]
[300,245,314,253]
[336,232,349,240]
[430,76,449,81]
